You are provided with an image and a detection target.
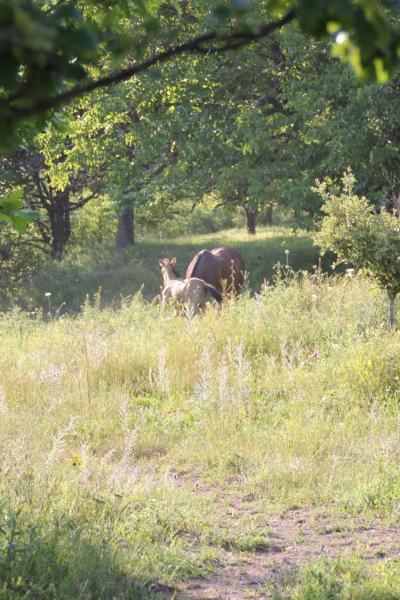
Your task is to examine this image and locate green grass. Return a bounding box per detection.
[1,227,400,597]
[274,558,400,599]
[1,226,336,313]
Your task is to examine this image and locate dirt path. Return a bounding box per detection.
[176,505,400,599]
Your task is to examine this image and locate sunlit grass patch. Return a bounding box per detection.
[1,226,330,312]
[273,557,400,599]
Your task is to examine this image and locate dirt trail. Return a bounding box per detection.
[176,506,400,599]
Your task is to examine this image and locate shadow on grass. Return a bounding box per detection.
[1,227,338,313]
[0,510,166,600]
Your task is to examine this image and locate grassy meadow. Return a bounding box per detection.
[1,226,336,313]
[2,227,400,597]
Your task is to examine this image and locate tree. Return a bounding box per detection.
[3,1,400,235]
[32,18,400,241]
[134,33,298,234]
[1,0,400,154]
[0,148,97,258]
[281,36,400,210]
[316,170,400,328]
[38,84,180,246]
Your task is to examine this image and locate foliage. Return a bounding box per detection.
[70,195,118,244]
[0,221,43,293]
[0,189,38,233]
[67,190,234,246]
[297,0,400,83]
[282,38,400,209]
[0,0,165,149]
[316,170,400,303]
[46,23,400,239]
[2,2,400,235]
[1,0,400,151]
[0,142,101,258]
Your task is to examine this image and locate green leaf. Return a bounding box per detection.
[0,189,23,211]
[374,57,390,83]
[14,209,39,221]
[11,215,28,233]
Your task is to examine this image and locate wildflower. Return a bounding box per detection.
[44,292,51,297]
[69,451,83,468]
[311,351,320,359]
[284,249,290,255]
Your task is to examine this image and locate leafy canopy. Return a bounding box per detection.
[316,170,400,300]
[1,0,400,152]
[2,0,400,231]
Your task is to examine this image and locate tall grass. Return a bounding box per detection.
[0,226,336,312]
[1,263,400,596]
[274,558,400,599]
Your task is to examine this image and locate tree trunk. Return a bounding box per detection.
[266,203,273,226]
[388,295,396,329]
[49,191,70,260]
[116,204,135,247]
[244,207,257,235]
[294,207,302,222]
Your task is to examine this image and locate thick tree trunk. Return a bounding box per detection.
[116,205,135,247]
[49,191,70,260]
[244,207,257,235]
[388,295,396,329]
[266,203,273,226]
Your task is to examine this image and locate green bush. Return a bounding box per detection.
[316,169,400,327]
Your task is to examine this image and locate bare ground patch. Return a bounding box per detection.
[173,488,400,600]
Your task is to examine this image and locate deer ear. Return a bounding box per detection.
[159,259,165,267]
[171,257,176,265]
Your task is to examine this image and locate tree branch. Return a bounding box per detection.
[11,239,49,252]
[5,8,296,121]
[123,150,178,196]
[68,191,98,211]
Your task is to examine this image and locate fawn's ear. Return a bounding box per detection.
[159,259,166,267]
[170,257,176,265]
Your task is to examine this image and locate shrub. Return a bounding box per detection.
[315,169,400,327]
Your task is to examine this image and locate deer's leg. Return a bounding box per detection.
[162,288,172,309]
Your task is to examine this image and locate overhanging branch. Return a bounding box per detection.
[6,8,296,121]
